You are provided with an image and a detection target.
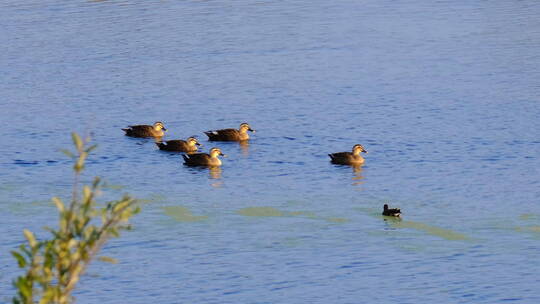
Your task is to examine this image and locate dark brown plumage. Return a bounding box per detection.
[122,122,166,138]
[182,148,225,167]
[328,144,368,165]
[204,123,255,141]
[382,204,401,217]
[156,137,201,152]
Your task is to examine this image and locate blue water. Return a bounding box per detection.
[1,0,540,303]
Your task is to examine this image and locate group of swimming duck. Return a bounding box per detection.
[122,121,401,217]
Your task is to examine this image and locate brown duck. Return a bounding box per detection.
[122,122,167,138]
[182,147,225,167]
[328,144,368,165]
[382,204,401,217]
[204,123,255,141]
[156,137,201,152]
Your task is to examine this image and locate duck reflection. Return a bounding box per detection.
[239,140,250,156]
[351,165,364,186]
[382,214,403,224]
[209,167,223,187]
[209,166,222,179]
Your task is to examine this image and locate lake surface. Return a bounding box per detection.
[1,0,540,303]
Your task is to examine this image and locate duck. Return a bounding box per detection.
[204,123,255,141]
[156,137,201,152]
[122,122,167,138]
[182,147,225,167]
[328,144,368,165]
[382,204,401,217]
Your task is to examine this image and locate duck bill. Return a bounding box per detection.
[362,150,368,153]
[196,142,202,146]
[221,153,227,157]
[162,128,167,131]
[249,128,256,133]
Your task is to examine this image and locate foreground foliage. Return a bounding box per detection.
[11,133,140,304]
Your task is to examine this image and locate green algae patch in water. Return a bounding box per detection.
[163,206,208,222]
[519,213,539,221]
[326,217,349,223]
[287,210,317,218]
[515,226,540,238]
[515,214,540,237]
[391,220,468,241]
[237,207,284,217]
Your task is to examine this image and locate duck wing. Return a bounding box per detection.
[123,125,154,137]
[157,140,188,151]
[382,208,401,216]
[328,151,353,162]
[182,153,211,166]
[328,151,350,158]
[128,125,152,131]
[205,128,240,141]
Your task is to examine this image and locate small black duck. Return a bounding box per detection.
[122,122,167,138]
[182,147,225,167]
[156,137,201,152]
[204,123,255,141]
[382,204,401,217]
[328,144,368,165]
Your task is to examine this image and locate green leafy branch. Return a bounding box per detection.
[11,133,140,304]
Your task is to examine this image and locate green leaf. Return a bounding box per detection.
[23,229,37,248]
[71,132,83,152]
[11,251,27,268]
[85,144,98,153]
[92,177,101,188]
[16,277,31,300]
[52,197,65,213]
[19,244,31,258]
[112,201,130,213]
[60,149,74,158]
[82,185,92,200]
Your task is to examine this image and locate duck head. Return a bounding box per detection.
[240,123,255,133]
[187,137,202,147]
[352,144,367,155]
[210,147,226,158]
[153,121,167,131]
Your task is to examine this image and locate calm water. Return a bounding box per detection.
[1,0,540,303]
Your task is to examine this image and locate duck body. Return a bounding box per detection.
[182,147,225,167]
[382,204,401,217]
[329,144,368,165]
[123,122,166,138]
[156,137,201,152]
[204,123,255,141]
